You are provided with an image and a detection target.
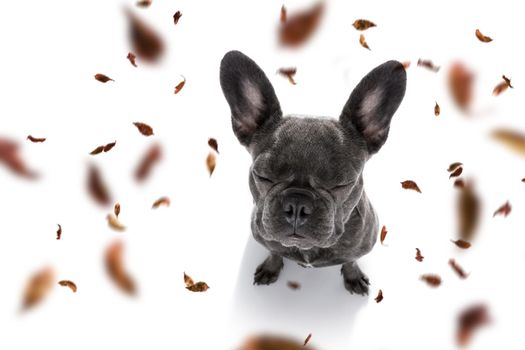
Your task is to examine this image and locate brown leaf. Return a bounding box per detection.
[239,335,316,350]
[126,9,164,63]
[208,138,219,153]
[303,333,312,346]
[456,181,480,241]
[352,19,376,31]
[279,2,324,48]
[374,289,383,303]
[127,52,137,67]
[448,62,474,111]
[359,34,370,50]
[434,102,440,116]
[492,81,508,96]
[103,141,116,152]
[56,224,62,240]
[447,162,463,172]
[183,272,194,288]
[493,201,511,217]
[449,259,469,279]
[174,76,186,94]
[135,143,162,182]
[58,280,77,293]
[21,266,54,311]
[451,239,471,249]
[401,180,421,193]
[105,240,136,295]
[449,166,463,179]
[114,202,121,218]
[417,59,440,72]
[0,138,38,179]
[492,129,525,155]
[454,178,465,188]
[186,281,210,292]
[90,145,104,155]
[27,135,46,143]
[173,11,182,25]
[206,151,216,177]
[136,0,151,8]
[87,164,112,206]
[277,67,297,85]
[107,213,126,231]
[457,304,490,347]
[380,225,387,244]
[415,248,424,262]
[133,122,154,136]
[152,196,170,208]
[475,29,492,43]
[522,178,525,183]
[502,75,513,88]
[420,274,441,287]
[94,73,114,83]
[287,281,301,290]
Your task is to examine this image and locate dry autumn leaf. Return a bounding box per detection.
[174,76,186,94]
[186,281,210,292]
[0,138,37,179]
[208,138,219,153]
[277,67,297,85]
[107,213,126,231]
[420,274,442,287]
[27,135,46,143]
[94,73,114,83]
[492,75,512,96]
[457,181,480,241]
[90,145,104,155]
[380,225,387,244]
[304,334,312,346]
[434,102,440,116]
[448,162,463,172]
[133,122,154,136]
[449,167,463,179]
[127,52,137,67]
[287,281,301,290]
[239,335,316,350]
[114,202,121,218]
[206,151,216,176]
[152,196,170,208]
[135,143,162,182]
[417,59,440,72]
[457,304,490,347]
[401,180,421,193]
[448,62,474,111]
[58,280,77,293]
[173,11,182,25]
[279,2,324,47]
[126,9,164,62]
[352,19,376,31]
[475,29,492,43]
[415,248,424,262]
[136,0,151,8]
[87,164,112,206]
[454,178,465,188]
[21,266,54,311]
[56,224,62,240]
[493,201,511,217]
[375,289,383,303]
[183,272,194,287]
[492,129,525,155]
[359,34,370,50]
[105,240,136,295]
[451,239,471,249]
[103,141,116,152]
[449,259,469,279]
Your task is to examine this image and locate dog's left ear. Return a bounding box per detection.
[339,61,407,155]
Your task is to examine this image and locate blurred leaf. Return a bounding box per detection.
[492,129,525,155]
[114,202,121,218]
[449,259,469,279]
[0,137,37,179]
[206,151,216,177]
[173,11,182,25]
[239,335,316,350]
[135,143,162,182]
[417,59,440,72]
[456,181,480,241]
[127,52,137,67]
[107,213,126,231]
[126,9,164,63]
[105,241,136,295]
[448,62,474,111]
[420,274,441,287]
[87,164,112,206]
[303,334,312,346]
[280,5,287,23]
[434,102,440,116]
[56,224,62,240]
[457,304,490,347]
[279,2,324,48]
[286,281,301,290]
[493,201,511,217]
[136,0,152,8]
[21,266,54,311]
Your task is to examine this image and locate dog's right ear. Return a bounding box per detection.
[220,51,282,147]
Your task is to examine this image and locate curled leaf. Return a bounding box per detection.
[475,29,492,43]
[21,266,54,311]
[126,9,164,63]
[27,135,46,143]
[417,59,440,72]
[401,180,421,193]
[448,62,474,111]
[420,274,441,287]
[208,138,219,153]
[0,138,37,179]
[105,240,136,295]
[492,129,525,155]
[183,272,194,288]
[456,181,480,241]
[174,76,186,94]
[206,151,216,177]
[277,67,297,85]
[152,196,170,208]
[493,201,511,217]
[415,248,424,262]
[287,281,301,290]
[451,239,471,249]
[56,224,62,240]
[135,143,162,182]
[114,202,121,218]
[448,162,463,172]
[374,289,383,303]
[133,122,154,136]
[94,73,114,83]
[359,34,370,50]
[449,167,463,179]
[449,259,469,279]
[352,19,376,31]
[87,164,112,206]
[107,213,126,231]
[380,225,387,244]
[173,11,182,25]
[127,52,137,67]
[434,102,440,117]
[303,334,312,346]
[279,2,324,47]
[58,280,77,293]
[457,304,490,347]
[186,281,209,292]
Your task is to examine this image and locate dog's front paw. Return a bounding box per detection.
[341,262,370,295]
[253,254,284,285]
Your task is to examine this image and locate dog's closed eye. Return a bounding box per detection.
[253,172,274,183]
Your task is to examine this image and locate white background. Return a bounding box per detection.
[1,0,524,349]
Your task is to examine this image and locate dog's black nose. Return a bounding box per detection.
[281,188,315,228]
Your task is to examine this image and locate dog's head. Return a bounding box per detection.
[220,51,406,250]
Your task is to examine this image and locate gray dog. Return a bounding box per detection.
[219,51,406,295]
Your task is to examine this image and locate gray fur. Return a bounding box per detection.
[220,50,406,295]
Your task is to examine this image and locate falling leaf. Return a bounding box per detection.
[454,178,465,188]
[277,67,297,85]
[502,75,513,88]
[449,259,469,279]
[457,304,490,347]
[434,102,440,116]
[103,141,116,152]
[402,61,411,70]
[27,135,46,143]
[420,274,441,287]
[303,334,312,346]
[135,143,162,182]
[183,272,194,287]
[448,162,463,172]
[379,225,387,244]
[186,281,210,292]
[359,34,370,50]
[58,280,77,293]
[126,9,164,63]
[133,122,154,136]
[90,145,104,155]
[287,281,301,290]
[448,62,474,111]
[280,5,287,23]
[352,19,376,31]
[174,76,186,94]
[415,248,424,262]
[56,224,62,240]
[114,202,121,218]
[105,240,136,295]
[0,138,37,179]
[492,129,525,155]
[417,59,440,72]
[522,178,525,183]
[173,11,182,25]
[457,181,480,241]
[492,75,513,96]
[279,2,324,48]
[127,52,137,67]
[21,266,54,311]
[208,138,219,153]
[449,167,463,179]
[94,73,114,83]
[239,335,315,350]
[475,29,492,43]
[91,142,116,155]
[374,289,383,303]
[451,239,471,249]
[493,201,511,217]
[401,180,421,193]
[107,213,126,231]
[152,196,170,208]
[87,164,112,206]
[136,0,151,8]
[206,151,216,177]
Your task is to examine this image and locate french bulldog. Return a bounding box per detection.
[219,51,406,295]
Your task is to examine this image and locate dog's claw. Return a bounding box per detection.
[253,255,284,286]
[341,262,370,296]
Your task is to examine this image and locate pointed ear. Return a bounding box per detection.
[220,51,282,147]
[339,61,407,155]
